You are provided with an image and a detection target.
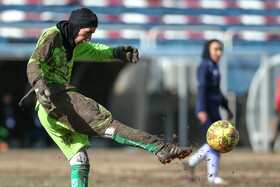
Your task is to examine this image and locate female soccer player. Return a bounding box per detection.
[183,39,233,184]
[23,8,192,187]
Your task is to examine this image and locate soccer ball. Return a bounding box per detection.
[206,120,239,153]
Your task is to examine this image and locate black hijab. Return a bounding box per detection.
[56,8,98,61]
[201,39,223,62]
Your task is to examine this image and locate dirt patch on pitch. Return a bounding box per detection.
[0,148,279,187]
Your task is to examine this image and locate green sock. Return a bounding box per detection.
[112,132,161,154]
[71,164,90,187]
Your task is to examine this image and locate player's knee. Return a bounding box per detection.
[70,147,90,165]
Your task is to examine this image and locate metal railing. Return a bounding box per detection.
[143,25,224,49]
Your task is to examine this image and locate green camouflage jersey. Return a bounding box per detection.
[27,26,115,91]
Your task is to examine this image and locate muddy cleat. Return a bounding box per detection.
[156,143,192,165]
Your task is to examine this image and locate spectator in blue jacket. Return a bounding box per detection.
[183,39,233,184]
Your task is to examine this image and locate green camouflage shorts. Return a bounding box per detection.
[36,91,113,160]
[38,104,91,160]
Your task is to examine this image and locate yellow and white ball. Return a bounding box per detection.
[206,120,239,153]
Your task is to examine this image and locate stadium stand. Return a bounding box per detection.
[0,0,279,45]
[0,0,280,95]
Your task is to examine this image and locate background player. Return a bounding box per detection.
[271,76,280,151]
[183,39,233,184]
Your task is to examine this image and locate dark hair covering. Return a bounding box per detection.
[69,8,98,28]
[56,8,98,61]
[201,39,223,62]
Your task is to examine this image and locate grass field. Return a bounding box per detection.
[0,148,279,187]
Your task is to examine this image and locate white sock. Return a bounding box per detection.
[102,127,116,139]
[206,147,220,183]
[188,143,210,167]
[69,147,90,165]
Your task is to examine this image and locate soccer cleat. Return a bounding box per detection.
[209,176,229,185]
[156,143,192,165]
[213,177,224,184]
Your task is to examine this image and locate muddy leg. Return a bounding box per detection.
[103,120,165,154]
